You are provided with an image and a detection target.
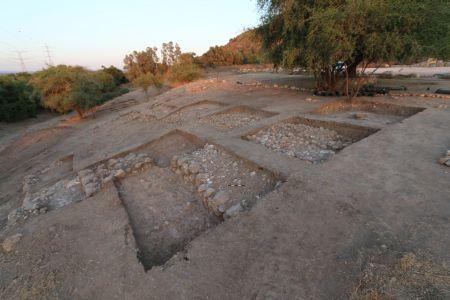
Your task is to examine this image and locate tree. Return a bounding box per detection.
[168,60,203,84]
[258,0,450,97]
[101,65,128,86]
[0,75,39,122]
[133,73,162,95]
[201,29,268,66]
[124,43,204,90]
[161,42,181,71]
[69,73,102,117]
[94,69,116,93]
[123,47,160,81]
[30,65,103,118]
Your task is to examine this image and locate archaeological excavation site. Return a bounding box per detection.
[1,72,450,299]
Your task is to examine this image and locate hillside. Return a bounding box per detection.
[201,29,268,66]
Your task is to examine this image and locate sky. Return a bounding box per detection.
[0,0,261,72]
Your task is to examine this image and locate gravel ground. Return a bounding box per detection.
[198,112,264,130]
[246,122,353,163]
[171,144,279,218]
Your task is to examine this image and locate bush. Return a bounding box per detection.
[101,66,128,86]
[133,73,163,93]
[68,74,103,116]
[31,65,104,118]
[94,70,116,93]
[99,88,130,103]
[0,75,39,122]
[168,62,203,84]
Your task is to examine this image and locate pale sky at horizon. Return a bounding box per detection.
[0,0,260,72]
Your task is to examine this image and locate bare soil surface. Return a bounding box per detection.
[116,167,217,270]
[198,106,276,131]
[163,100,226,124]
[1,72,449,299]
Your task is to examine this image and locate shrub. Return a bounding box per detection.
[31,65,103,118]
[99,88,130,103]
[168,62,203,84]
[94,70,116,93]
[68,73,102,116]
[101,65,128,85]
[123,47,160,81]
[0,75,39,122]
[133,73,163,94]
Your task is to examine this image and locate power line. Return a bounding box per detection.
[16,50,27,72]
[43,44,54,66]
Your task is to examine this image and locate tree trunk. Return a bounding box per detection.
[344,67,350,101]
[75,107,84,119]
[346,53,364,78]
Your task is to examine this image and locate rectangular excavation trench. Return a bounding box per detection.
[197,105,278,131]
[313,99,425,126]
[162,100,228,124]
[115,167,218,271]
[113,130,281,271]
[244,117,379,163]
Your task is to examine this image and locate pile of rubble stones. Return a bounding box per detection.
[247,122,353,162]
[15,152,154,219]
[78,152,154,197]
[21,174,84,213]
[171,144,277,219]
[198,112,263,130]
[439,150,450,167]
[7,175,85,226]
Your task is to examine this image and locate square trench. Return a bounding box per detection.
[197,105,277,131]
[313,99,425,126]
[112,130,281,271]
[162,100,228,124]
[243,117,379,163]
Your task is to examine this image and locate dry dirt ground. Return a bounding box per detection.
[0,72,449,299]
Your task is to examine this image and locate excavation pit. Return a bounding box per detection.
[314,100,425,126]
[162,100,228,124]
[115,167,218,271]
[244,117,378,163]
[171,143,281,219]
[115,136,281,270]
[131,130,205,167]
[198,105,277,131]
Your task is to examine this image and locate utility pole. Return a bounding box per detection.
[44,44,54,66]
[16,51,27,72]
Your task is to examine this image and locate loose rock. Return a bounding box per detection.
[2,233,23,253]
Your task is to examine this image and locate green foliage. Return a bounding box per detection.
[0,75,39,122]
[30,65,92,114]
[201,29,267,66]
[69,73,102,112]
[94,70,116,93]
[99,88,130,103]
[31,65,127,118]
[161,41,182,71]
[123,47,160,81]
[133,73,163,94]
[124,42,204,89]
[101,65,128,86]
[258,0,450,91]
[168,61,203,84]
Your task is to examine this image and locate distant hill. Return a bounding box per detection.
[201,29,268,66]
